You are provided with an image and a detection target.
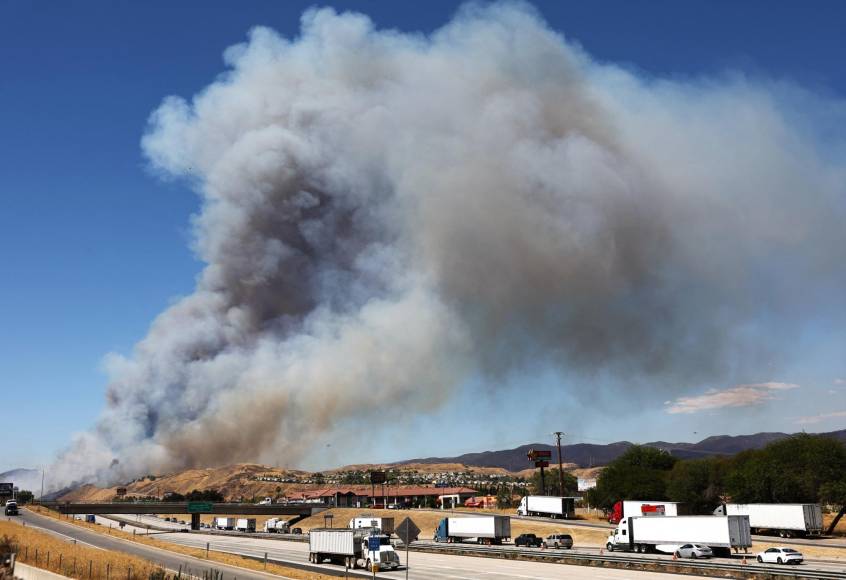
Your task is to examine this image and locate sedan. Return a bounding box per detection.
[674,544,713,559]
[756,547,803,565]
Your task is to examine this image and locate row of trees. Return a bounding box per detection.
[161,488,225,502]
[585,434,846,533]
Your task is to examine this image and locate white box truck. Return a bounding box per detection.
[349,516,395,534]
[714,504,823,538]
[235,518,256,532]
[263,518,289,533]
[517,496,577,518]
[606,515,751,557]
[308,528,400,570]
[433,516,511,545]
[213,517,237,530]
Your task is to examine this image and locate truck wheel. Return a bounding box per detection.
[366,559,372,570]
[606,543,613,552]
[757,556,763,563]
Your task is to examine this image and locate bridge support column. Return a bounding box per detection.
[191,513,201,530]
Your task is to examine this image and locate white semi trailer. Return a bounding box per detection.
[213,517,236,530]
[349,516,395,534]
[308,528,400,571]
[606,515,751,557]
[433,516,511,545]
[517,496,577,518]
[235,518,256,532]
[714,504,823,537]
[263,518,289,533]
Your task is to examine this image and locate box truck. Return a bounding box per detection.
[606,515,751,557]
[517,496,577,518]
[608,500,683,524]
[263,518,289,533]
[433,516,511,545]
[235,518,256,532]
[349,516,395,534]
[213,517,237,530]
[714,504,823,538]
[308,528,400,571]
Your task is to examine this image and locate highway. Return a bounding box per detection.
[119,513,846,578]
[14,510,713,580]
[14,509,287,580]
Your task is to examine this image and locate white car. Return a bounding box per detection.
[756,547,803,565]
[674,544,712,559]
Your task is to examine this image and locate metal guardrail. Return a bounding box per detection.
[409,543,846,580]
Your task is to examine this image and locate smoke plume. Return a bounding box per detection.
[53,2,846,485]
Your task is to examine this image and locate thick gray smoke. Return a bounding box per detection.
[53,2,846,485]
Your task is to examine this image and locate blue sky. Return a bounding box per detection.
[2,0,846,473]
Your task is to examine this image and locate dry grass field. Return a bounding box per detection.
[0,520,164,579]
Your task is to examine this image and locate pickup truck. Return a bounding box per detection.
[4,501,18,516]
[514,533,542,547]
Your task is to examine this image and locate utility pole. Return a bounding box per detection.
[553,432,565,496]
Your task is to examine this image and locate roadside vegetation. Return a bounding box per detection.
[586,434,846,535]
[0,520,166,579]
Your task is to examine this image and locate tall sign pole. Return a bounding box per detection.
[553,432,565,496]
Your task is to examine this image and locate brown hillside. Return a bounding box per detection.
[60,464,308,502]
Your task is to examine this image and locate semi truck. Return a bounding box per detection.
[433,516,511,545]
[308,528,400,571]
[606,515,751,557]
[349,516,395,534]
[263,518,289,533]
[235,518,256,532]
[608,500,683,524]
[213,517,237,530]
[714,504,823,538]
[517,496,577,519]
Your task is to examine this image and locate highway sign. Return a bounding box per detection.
[534,461,550,468]
[396,517,421,544]
[433,482,449,488]
[370,471,386,484]
[187,502,214,513]
[0,483,13,497]
[368,536,381,551]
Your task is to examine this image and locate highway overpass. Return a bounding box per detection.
[40,501,326,529]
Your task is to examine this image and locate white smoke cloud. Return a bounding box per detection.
[52,2,846,485]
[664,382,800,414]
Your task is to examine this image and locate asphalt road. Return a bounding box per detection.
[14,510,298,580]
[13,510,708,580]
[113,514,846,577]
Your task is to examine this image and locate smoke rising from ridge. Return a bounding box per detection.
[53,2,846,485]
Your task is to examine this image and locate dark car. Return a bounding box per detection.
[4,501,18,516]
[514,533,542,547]
[291,527,303,535]
[543,533,574,549]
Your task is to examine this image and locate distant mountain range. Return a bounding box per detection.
[400,429,846,471]
[0,468,41,492]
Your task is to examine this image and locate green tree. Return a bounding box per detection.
[529,468,578,496]
[15,490,34,504]
[496,487,514,509]
[589,446,677,510]
[666,457,727,513]
[726,434,846,503]
[820,480,846,535]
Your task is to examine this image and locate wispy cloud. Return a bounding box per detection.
[795,411,846,425]
[665,382,799,414]
[834,378,846,385]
